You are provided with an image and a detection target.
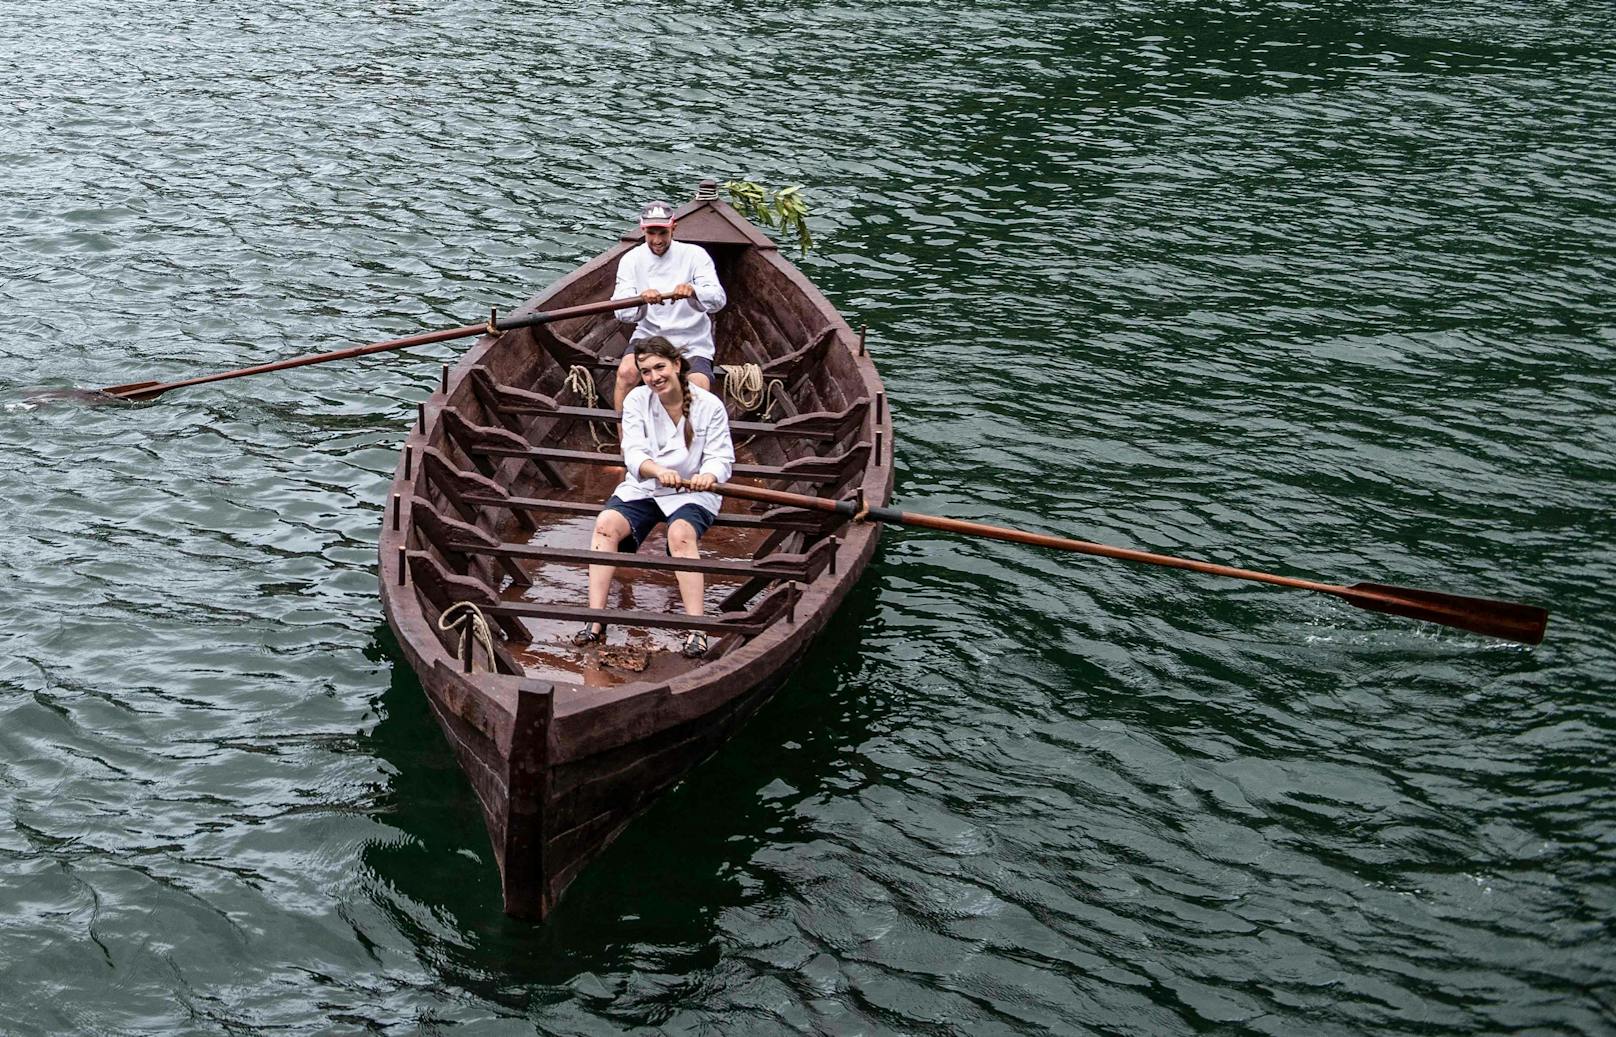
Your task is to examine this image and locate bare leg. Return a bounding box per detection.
[667,518,705,617]
[585,510,632,632]
[689,371,711,394]
[613,354,640,411]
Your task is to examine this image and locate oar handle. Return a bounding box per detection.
[701,482,1549,645]
[492,291,675,332]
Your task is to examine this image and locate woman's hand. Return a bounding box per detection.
[686,473,716,492]
[655,467,683,488]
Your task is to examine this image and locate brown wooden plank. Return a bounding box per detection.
[480,601,770,635]
[445,540,812,580]
[459,491,835,533]
[464,443,871,488]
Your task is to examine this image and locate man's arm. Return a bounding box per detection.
[686,246,726,314]
[613,251,647,325]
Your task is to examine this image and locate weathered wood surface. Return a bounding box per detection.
[377,184,894,920]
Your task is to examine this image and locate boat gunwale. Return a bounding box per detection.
[379,199,891,750]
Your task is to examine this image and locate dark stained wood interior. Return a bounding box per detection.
[378,187,893,920]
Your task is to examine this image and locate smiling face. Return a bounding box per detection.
[636,353,682,400]
[642,222,673,256]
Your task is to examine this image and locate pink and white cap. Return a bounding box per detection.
[638,200,676,228]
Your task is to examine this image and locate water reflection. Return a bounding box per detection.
[357,565,891,990]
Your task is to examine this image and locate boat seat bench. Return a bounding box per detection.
[467,366,869,444]
[441,539,834,582]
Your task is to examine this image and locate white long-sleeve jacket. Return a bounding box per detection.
[612,241,727,361]
[612,384,735,517]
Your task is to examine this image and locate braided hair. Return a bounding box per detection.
[633,335,696,447]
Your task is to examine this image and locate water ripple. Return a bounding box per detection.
[2,0,1614,1033]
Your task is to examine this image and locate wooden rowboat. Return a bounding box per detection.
[377,181,893,920]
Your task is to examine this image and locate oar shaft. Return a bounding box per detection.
[711,481,1345,594]
[704,482,1547,644]
[492,292,667,331]
[106,323,485,399]
[891,508,1345,594]
[103,292,667,400]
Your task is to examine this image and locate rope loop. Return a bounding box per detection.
[719,362,764,411]
[564,365,614,452]
[757,378,787,423]
[438,602,496,673]
[719,362,789,448]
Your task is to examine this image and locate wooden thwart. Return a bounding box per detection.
[440,404,871,489]
[465,366,868,443]
[416,445,834,533]
[477,580,798,638]
[449,533,840,581]
[460,490,835,533]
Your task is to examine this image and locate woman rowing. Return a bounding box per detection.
[575,335,736,658]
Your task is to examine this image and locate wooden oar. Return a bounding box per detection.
[702,482,1550,645]
[99,292,672,402]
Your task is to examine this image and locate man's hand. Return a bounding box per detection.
[655,467,683,488]
[641,288,662,306]
[685,473,716,492]
[671,283,696,300]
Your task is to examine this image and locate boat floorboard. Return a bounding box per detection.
[496,447,779,687]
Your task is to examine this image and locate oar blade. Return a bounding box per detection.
[98,380,165,401]
[1345,582,1549,645]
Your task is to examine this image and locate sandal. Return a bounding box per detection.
[681,631,710,659]
[573,623,606,646]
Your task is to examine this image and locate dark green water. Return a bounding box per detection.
[3,1,1612,1033]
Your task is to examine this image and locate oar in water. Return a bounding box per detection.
[99,292,674,402]
[700,482,1550,645]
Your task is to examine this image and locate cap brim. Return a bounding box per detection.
[640,220,674,229]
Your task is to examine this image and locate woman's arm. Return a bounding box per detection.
[690,395,735,489]
[620,390,655,477]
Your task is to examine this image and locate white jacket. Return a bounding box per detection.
[612,241,727,360]
[612,384,735,516]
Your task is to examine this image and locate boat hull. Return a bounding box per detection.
[379,187,891,918]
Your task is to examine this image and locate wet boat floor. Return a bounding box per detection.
[499,461,774,689]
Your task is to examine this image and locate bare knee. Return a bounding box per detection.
[689,371,711,393]
[616,355,640,389]
[667,520,699,554]
[593,510,630,542]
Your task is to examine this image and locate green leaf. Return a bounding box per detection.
[722,179,814,255]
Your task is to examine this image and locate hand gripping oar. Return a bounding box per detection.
[702,482,1550,645]
[99,292,674,402]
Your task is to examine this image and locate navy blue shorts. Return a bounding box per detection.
[604,495,716,552]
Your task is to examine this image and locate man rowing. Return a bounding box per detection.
[610,200,727,410]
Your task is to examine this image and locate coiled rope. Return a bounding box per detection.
[438,602,496,673]
[719,362,788,442]
[564,364,614,452]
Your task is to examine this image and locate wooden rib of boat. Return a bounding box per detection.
[377,181,893,920]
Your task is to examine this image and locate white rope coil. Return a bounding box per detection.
[438,602,496,673]
[564,364,614,451]
[719,362,764,410]
[720,362,787,423]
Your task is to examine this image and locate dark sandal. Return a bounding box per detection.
[573,623,606,646]
[680,631,709,659]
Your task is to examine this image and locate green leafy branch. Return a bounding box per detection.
[723,181,813,257]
